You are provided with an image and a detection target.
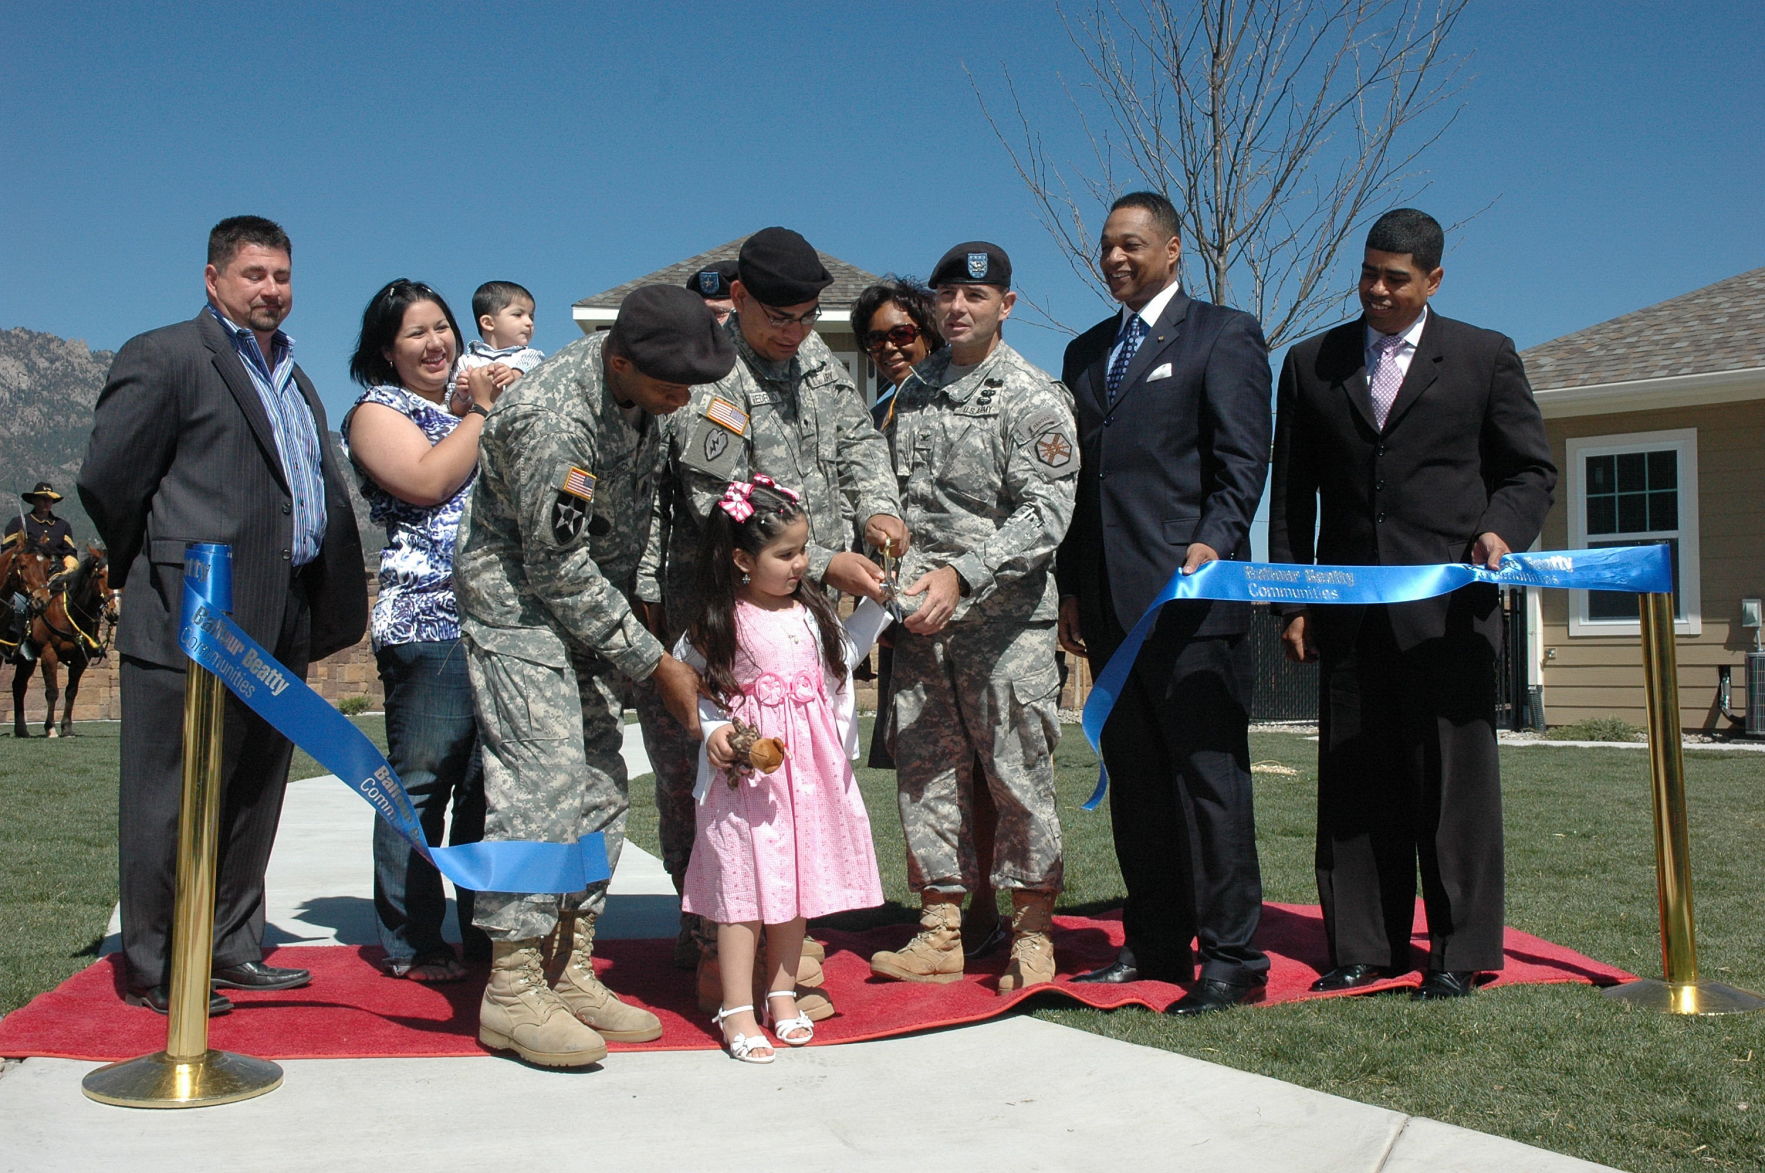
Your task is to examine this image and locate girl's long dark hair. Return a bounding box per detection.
[688,482,848,706]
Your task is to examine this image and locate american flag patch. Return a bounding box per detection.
[560,466,596,502]
[704,397,748,435]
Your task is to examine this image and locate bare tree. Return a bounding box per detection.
[974,0,1470,347]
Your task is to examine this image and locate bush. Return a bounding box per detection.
[336,695,372,716]
[1545,715,1641,743]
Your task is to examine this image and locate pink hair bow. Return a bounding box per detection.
[717,473,801,523]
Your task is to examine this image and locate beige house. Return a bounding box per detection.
[1523,266,1765,733]
[571,236,887,404]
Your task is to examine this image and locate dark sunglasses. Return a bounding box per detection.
[863,323,920,352]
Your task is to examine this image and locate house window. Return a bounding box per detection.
[1566,428,1699,636]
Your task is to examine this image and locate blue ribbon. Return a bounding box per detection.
[178,543,607,893]
[1080,544,1673,810]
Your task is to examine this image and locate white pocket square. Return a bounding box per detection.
[1147,362,1173,382]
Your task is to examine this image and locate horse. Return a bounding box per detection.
[1,544,51,666]
[11,547,116,738]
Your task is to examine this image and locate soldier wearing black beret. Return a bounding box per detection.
[636,228,909,1026]
[451,283,736,1069]
[685,260,740,325]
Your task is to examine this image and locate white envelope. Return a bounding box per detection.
[1147,362,1173,382]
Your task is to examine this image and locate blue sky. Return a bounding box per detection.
[4,0,1761,438]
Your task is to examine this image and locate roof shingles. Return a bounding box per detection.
[574,235,882,310]
[1520,266,1765,390]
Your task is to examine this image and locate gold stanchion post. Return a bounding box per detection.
[82,545,283,1106]
[1604,591,1764,1015]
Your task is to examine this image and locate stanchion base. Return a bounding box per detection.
[1603,978,1765,1015]
[80,1049,283,1108]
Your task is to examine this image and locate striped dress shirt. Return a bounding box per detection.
[206,304,326,567]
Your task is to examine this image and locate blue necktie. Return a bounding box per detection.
[1105,314,1147,404]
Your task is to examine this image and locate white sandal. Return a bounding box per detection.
[712,1004,775,1064]
[765,989,815,1046]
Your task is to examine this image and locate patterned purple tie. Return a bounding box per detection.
[1369,332,1406,430]
[1105,314,1147,404]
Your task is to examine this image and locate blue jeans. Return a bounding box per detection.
[373,639,489,965]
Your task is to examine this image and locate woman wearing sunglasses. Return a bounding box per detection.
[852,278,942,433]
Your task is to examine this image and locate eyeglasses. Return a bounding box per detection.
[862,324,920,352]
[758,304,822,330]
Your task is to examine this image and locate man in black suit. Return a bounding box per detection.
[80,216,367,1014]
[1057,191,1272,1014]
[1268,208,1555,1000]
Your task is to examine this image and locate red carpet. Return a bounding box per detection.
[0,904,1634,1061]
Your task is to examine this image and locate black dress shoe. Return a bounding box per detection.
[1072,959,1184,984]
[126,985,233,1016]
[1166,978,1266,1016]
[1412,969,1478,1000]
[1310,963,1400,993]
[211,961,312,990]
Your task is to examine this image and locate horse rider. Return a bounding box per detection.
[4,481,79,663]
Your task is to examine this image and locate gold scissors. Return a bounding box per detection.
[878,537,906,623]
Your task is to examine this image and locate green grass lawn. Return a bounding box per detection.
[5,718,1763,1170]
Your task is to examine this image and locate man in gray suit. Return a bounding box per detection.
[80,216,367,1014]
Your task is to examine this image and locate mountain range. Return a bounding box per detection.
[0,326,111,540]
[0,325,377,561]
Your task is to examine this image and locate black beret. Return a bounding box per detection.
[930,241,1012,290]
[737,227,833,306]
[685,259,738,300]
[609,285,737,385]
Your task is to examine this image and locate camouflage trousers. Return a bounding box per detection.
[465,639,630,940]
[633,673,699,885]
[889,619,1064,893]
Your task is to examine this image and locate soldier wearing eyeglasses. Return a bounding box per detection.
[635,227,906,981]
[867,242,1077,994]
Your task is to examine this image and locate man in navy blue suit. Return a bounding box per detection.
[1057,191,1272,1014]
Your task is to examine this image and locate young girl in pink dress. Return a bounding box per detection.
[677,475,886,1064]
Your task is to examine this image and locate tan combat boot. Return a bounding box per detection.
[479,938,609,1067]
[553,913,663,1042]
[997,890,1057,994]
[870,892,965,983]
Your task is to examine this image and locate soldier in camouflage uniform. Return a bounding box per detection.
[455,285,735,1068]
[634,228,906,974]
[867,243,1077,994]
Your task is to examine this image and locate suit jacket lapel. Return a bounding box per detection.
[1326,318,1380,434]
[1382,313,1442,432]
[1107,290,1189,415]
[198,311,291,493]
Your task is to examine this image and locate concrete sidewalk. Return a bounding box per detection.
[1,725,1622,1172]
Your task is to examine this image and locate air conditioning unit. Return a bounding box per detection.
[1750,651,1765,737]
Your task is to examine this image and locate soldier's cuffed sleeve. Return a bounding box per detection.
[634,416,674,605]
[829,375,901,573]
[491,403,663,680]
[948,386,1078,606]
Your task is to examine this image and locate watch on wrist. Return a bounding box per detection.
[465,403,490,418]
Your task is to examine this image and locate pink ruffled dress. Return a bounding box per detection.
[681,600,884,925]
